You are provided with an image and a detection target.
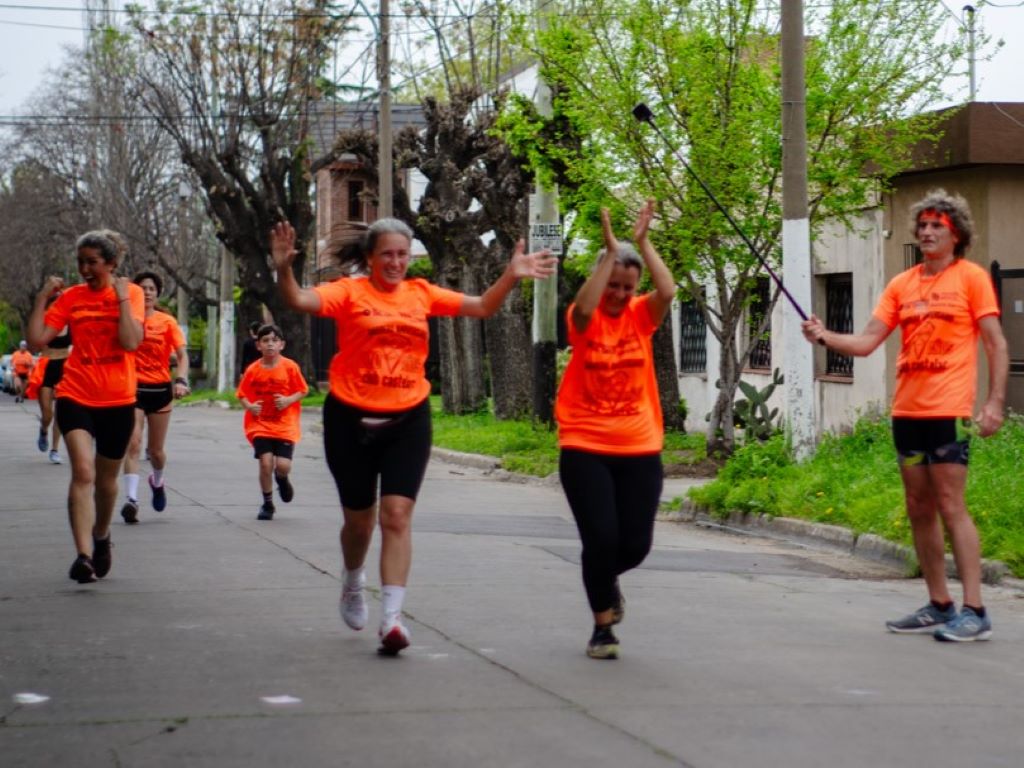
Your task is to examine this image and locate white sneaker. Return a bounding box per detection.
[48,450,62,464]
[339,584,368,631]
[378,614,410,655]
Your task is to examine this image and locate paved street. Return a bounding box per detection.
[2,395,1023,768]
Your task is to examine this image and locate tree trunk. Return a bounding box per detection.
[707,332,740,455]
[652,320,684,432]
[436,259,486,414]
[485,285,534,419]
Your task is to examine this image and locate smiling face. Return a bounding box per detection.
[600,262,641,317]
[77,246,115,291]
[367,233,412,291]
[916,212,958,261]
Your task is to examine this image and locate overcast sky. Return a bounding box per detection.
[0,1,1020,118]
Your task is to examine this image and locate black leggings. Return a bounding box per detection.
[559,448,663,614]
[322,394,432,510]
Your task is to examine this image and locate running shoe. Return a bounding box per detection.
[934,607,993,642]
[37,430,47,452]
[611,579,625,625]
[257,502,275,521]
[48,450,62,464]
[69,554,96,584]
[885,602,957,634]
[586,625,620,660]
[275,473,294,503]
[92,536,113,579]
[149,474,167,512]
[120,499,139,525]
[339,584,368,630]
[378,615,410,655]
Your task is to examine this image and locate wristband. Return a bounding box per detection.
[174,377,190,387]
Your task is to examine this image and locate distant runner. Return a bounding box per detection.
[120,271,189,524]
[236,323,307,521]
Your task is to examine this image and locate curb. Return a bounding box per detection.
[660,498,1014,587]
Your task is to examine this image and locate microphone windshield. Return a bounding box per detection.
[632,103,654,122]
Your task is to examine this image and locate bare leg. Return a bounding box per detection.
[123,409,145,476]
[930,463,982,607]
[340,505,376,571]
[146,410,172,470]
[379,495,415,586]
[257,453,274,494]
[93,454,122,539]
[64,429,97,556]
[901,465,953,605]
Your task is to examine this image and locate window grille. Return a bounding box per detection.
[825,273,854,377]
[748,277,771,369]
[678,298,706,373]
[903,243,922,270]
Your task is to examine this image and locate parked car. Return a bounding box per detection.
[0,354,13,394]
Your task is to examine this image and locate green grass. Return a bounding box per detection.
[689,414,1024,577]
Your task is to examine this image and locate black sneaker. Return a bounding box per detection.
[148,474,167,512]
[257,502,275,521]
[69,554,96,584]
[275,474,294,503]
[586,625,620,660]
[37,429,48,452]
[120,499,139,524]
[92,536,113,578]
[611,580,625,625]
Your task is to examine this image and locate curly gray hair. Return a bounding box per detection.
[909,188,974,257]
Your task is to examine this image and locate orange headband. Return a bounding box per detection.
[918,209,958,237]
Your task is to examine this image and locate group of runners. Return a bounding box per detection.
[18,186,1007,657]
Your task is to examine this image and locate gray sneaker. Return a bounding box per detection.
[885,602,956,633]
[934,607,992,642]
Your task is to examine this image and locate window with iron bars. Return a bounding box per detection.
[748,277,771,369]
[903,243,923,270]
[678,295,706,373]
[825,273,854,377]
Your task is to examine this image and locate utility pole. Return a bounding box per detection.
[531,0,560,423]
[217,245,235,392]
[176,180,190,344]
[781,0,816,460]
[378,0,393,217]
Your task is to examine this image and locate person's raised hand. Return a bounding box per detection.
[633,198,655,243]
[600,207,618,259]
[509,239,557,280]
[270,221,298,270]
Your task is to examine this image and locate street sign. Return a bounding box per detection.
[530,222,563,255]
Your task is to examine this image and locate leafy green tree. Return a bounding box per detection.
[500,0,971,452]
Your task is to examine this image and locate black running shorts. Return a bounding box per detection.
[55,398,136,460]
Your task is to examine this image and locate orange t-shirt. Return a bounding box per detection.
[313,277,464,412]
[25,357,46,399]
[873,259,999,418]
[44,283,145,407]
[236,356,307,444]
[136,311,186,384]
[12,349,33,375]
[555,296,663,454]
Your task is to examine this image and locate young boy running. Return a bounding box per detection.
[236,324,308,520]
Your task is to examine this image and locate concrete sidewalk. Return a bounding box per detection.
[2,396,1024,768]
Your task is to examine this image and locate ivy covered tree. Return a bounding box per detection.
[501,0,973,451]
